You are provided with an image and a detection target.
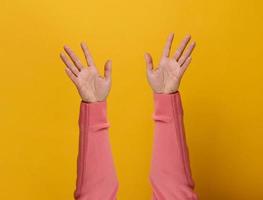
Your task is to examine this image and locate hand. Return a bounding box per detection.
[144,33,196,94]
[60,42,112,103]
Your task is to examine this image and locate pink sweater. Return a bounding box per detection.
[74,91,198,200]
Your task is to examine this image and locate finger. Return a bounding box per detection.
[60,52,79,76]
[178,42,196,66]
[81,42,95,67]
[104,59,112,81]
[162,33,174,58]
[63,45,83,70]
[144,53,154,74]
[179,56,192,76]
[65,67,78,86]
[173,34,191,61]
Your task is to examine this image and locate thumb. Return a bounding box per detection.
[144,52,153,74]
[104,59,112,81]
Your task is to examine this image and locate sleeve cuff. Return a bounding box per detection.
[79,100,110,131]
[153,91,183,122]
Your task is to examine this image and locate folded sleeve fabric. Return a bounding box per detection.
[150,91,199,200]
[74,100,119,200]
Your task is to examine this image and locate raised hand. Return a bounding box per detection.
[144,33,196,94]
[60,42,112,103]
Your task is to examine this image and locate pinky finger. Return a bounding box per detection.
[65,67,78,86]
[179,57,192,76]
[104,60,112,82]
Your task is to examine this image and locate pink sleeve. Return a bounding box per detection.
[149,91,199,200]
[74,100,119,200]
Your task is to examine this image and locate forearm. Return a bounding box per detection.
[150,91,198,200]
[74,100,118,200]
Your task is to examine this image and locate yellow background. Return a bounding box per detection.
[1,0,263,199]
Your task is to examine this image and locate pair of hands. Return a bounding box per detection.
[60,33,195,103]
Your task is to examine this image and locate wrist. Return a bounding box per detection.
[154,89,179,95]
[81,99,106,104]
[81,96,107,104]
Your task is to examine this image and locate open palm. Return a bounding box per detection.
[60,42,112,103]
[145,33,196,94]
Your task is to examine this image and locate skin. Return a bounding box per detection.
[145,33,196,94]
[60,33,195,102]
[60,42,112,103]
